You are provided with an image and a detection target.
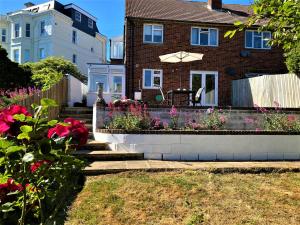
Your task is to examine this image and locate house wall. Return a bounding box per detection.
[125,19,287,106]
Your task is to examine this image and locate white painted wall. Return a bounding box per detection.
[94,132,300,161]
[67,74,87,107]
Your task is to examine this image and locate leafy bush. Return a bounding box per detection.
[252,102,300,132]
[285,42,300,75]
[108,101,151,131]
[0,99,87,225]
[185,108,227,130]
[0,46,32,89]
[25,57,86,90]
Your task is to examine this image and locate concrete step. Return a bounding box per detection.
[59,114,93,119]
[62,107,93,114]
[74,151,144,161]
[78,142,109,151]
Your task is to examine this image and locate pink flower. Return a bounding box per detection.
[169,106,178,118]
[206,108,214,114]
[245,117,255,124]
[220,115,226,123]
[287,115,296,122]
[256,128,262,132]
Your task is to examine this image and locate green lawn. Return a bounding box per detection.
[65,171,300,225]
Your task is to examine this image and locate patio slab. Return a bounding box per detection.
[84,160,300,175]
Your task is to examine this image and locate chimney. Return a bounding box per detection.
[208,0,222,10]
[24,2,35,8]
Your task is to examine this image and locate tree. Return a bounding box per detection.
[25,57,86,90]
[225,0,300,73]
[0,46,31,89]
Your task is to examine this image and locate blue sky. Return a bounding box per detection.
[0,0,253,40]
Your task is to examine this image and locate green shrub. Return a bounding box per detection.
[0,46,32,89]
[285,43,300,75]
[25,57,86,90]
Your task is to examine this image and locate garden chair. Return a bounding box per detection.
[154,85,169,105]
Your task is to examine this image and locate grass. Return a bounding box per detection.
[65,171,300,225]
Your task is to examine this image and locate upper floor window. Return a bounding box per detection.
[75,11,81,22]
[143,24,163,44]
[143,69,163,89]
[72,30,77,44]
[14,23,20,38]
[13,49,20,63]
[39,48,46,59]
[1,29,6,42]
[111,42,123,59]
[88,18,93,29]
[40,21,46,35]
[191,27,218,46]
[72,54,77,64]
[245,30,271,49]
[26,23,31,37]
[91,47,94,53]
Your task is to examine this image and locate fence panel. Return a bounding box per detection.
[232,74,300,108]
[16,77,69,120]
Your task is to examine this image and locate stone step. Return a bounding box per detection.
[78,142,109,151]
[62,107,93,114]
[59,114,93,119]
[74,151,144,161]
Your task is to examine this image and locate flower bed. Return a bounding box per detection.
[0,99,88,225]
[94,100,300,161]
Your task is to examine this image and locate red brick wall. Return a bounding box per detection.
[125,18,287,106]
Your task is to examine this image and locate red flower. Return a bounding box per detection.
[47,124,70,138]
[0,105,31,135]
[287,115,296,122]
[0,178,23,192]
[47,118,89,147]
[30,160,52,173]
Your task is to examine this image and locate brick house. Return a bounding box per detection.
[124,0,287,106]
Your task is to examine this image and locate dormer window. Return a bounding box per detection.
[75,11,81,22]
[88,18,93,29]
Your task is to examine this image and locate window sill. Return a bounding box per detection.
[191,44,218,47]
[143,42,164,45]
[245,47,272,50]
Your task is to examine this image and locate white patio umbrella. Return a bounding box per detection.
[159,51,204,89]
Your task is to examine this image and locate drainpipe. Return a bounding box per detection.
[127,18,135,99]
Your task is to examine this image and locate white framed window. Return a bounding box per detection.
[88,18,93,29]
[143,69,163,89]
[143,24,163,44]
[75,11,81,22]
[245,30,271,49]
[40,21,46,35]
[14,23,20,38]
[13,49,20,63]
[72,30,77,44]
[111,42,123,59]
[72,54,77,64]
[24,49,30,62]
[191,27,218,46]
[39,48,45,59]
[26,23,30,37]
[1,29,6,42]
[95,75,109,93]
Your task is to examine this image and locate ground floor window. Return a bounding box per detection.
[143,69,163,89]
[13,49,20,63]
[190,71,218,106]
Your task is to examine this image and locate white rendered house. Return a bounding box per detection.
[0,1,107,76]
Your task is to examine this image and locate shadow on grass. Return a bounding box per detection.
[45,173,86,225]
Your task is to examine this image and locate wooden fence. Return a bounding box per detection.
[232,73,300,108]
[17,77,69,120]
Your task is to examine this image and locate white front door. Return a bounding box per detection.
[190,71,218,106]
